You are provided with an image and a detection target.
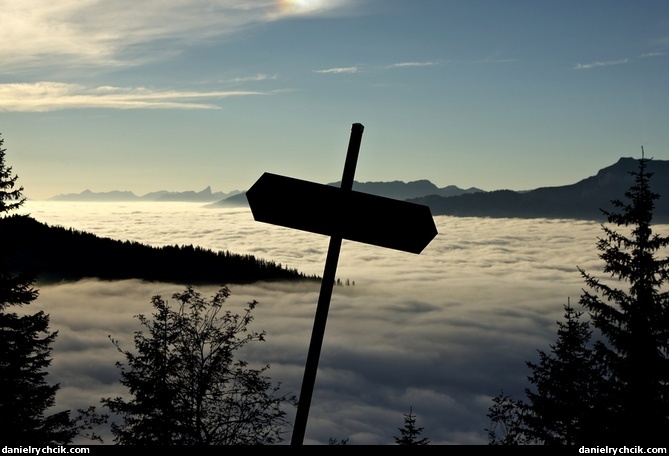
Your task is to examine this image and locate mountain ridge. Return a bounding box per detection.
[49,186,242,202]
[206,179,484,208]
[410,157,669,222]
[44,157,669,223]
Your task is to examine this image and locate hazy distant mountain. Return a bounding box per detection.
[144,186,240,202]
[49,189,139,201]
[206,192,251,207]
[47,158,669,223]
[411,157,669,223]
[49,187,241,202]
[206,179,482,208]
[327,179,484,199]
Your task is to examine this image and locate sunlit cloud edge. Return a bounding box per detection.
[0,82,265,112]
[1,1,357,72]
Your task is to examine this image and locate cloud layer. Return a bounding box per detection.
[18,201,662,445]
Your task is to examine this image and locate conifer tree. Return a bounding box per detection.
[0,135,24,214]
[487,153,669,445]
[521,302,603,445]
[394,407,429,445]
[0,134,66,442]
[578,152,669,444]
[0,134,105,443]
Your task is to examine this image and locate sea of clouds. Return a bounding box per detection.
[17,201,665,445]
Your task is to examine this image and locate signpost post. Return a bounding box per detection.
[245,123,438,445]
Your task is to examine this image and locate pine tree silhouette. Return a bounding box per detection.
[394,407,429,445]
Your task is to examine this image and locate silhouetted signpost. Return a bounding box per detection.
[246,123,438,445]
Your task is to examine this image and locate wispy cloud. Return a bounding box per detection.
[1,1,354,72]
[220,73,279,84]
[573,58,629,70]
[574,50,666,69]
[387,61,440,68]
[315,61,441,74]
[313,66,360,74]
[640,51,666,58]
[0,82,263,112]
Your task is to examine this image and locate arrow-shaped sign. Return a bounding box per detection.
[246,172,437,254]
[245,123,438,445]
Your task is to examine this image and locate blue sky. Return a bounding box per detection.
[2,0,669,200]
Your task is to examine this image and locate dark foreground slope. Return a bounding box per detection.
[0,215,317,284]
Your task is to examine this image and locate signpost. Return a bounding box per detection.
[246,123,438,445]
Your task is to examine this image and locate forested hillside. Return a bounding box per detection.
[0,215,317,284]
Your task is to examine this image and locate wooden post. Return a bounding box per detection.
[245,122,436,444]
[290,123,364,445]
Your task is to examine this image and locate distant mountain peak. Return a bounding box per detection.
[326,179,482,200]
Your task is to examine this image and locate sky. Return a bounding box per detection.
[2,1,669,200]
[20,200,637,445]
